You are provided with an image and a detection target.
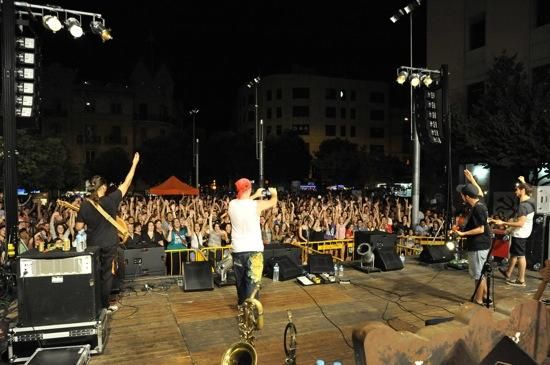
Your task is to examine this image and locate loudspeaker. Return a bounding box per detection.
[526,214,550,270]
[123,246,166,279]
[374,248,403,271]
[419,245,453,264]
[263,244,301,268]
[479,336,537,365]
[17,248,102,327]
[266,256,302,281]
[354,231,397,260]
[183,261,214,292]
[307,254,334,274]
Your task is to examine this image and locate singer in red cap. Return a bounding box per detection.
[228,178,277,305]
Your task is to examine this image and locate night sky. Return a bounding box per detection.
[34,0,426,131]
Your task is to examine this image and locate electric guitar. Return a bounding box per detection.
[56,199,129,244]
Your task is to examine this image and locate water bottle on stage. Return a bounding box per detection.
[273,263,279,282]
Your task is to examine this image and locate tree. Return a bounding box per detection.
[265,130,311,184]
[452,53,550,184]
[312,138,363,185]
[89,147,131,184]
[139,134,189,185]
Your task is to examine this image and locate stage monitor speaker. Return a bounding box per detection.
[17,247,102,327]
[374,248,403,271]
[183,261,214,292]
[307,254,334,274]
[354,231,397,260]
[479,336,537,365]
[526,213,550,270]
[419,245,453,264]
[266,256,303,281]
[123,246,166,279]
[263,243,301,268]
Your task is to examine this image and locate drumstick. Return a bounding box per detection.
[534,259,550,301]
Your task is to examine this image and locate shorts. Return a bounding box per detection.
[468,249,489,280]
[510,237,527,257]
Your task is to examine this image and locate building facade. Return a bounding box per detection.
[236,73,408,157]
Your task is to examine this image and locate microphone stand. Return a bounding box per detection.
[470,242,496,309]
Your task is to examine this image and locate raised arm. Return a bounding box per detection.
[118,152,140,197]
[464,169,484,197]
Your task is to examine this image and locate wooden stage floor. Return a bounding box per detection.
[89,260,545,365]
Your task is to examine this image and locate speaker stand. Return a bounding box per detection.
[214,272,236,287]
[350,260,381,273]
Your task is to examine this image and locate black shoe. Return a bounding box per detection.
[498,267,510,280]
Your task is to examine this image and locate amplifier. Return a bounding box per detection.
[123,246,165,279]
[532,186,550,214]
[8,309,108,363]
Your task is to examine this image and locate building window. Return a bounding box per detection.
[266,125,272,135]
[350,126,356,137]
[325,125,336,136]
[325,107,336,118]
[276,125,282,135]
[536,0,550,27]
[292,87,310,99]
[325,88,336,99]
[370,127,385,138]
[293,106,310,117]
[276,89,282,100]
[266,108,272,119]
[85,150,96,164]
[370,145,385,154]
[266,89,272,101]
[340,125,346,137]
[469,14,486,50]
[110,103,122,114]
[369,92,385,103]
[292,124,310,135]
[340,108,346,119]
[370,110,385,121]
[350,108,356,119]
[467,81,485,115]
[248,110,255,122]
[338,90,346,100]
[350,90,356,101]
[276,107,282,118]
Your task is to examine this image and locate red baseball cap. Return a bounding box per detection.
[235,178,252,198]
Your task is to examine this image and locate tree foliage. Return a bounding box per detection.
[88,147,131,184]
[265,130,311,184]
[452,53,550,183]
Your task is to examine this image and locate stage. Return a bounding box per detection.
[78,259,545,364]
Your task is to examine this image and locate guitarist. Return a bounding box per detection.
[76,152,140,313]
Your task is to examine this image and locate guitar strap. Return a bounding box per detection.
[86,198,127,237]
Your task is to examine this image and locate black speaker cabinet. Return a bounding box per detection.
[263,244,301,268]
[526,214,550,270]
[266,256,302,281]
[183,261,214,292]
[479,336,537,365]
[307,254,334,274]
[354,231,397,260]
[419,245,453,264]
[17,247,102,327]
[374,248,403,271]
[123,246,166,279]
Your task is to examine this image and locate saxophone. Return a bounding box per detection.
[221,286,263,365]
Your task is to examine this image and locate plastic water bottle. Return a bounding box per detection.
[400,253,406,265]
[273,263,279,282]
[333,362,343,365]
[75,230,87,252]
[339,264,344,278]
[315,360,325,365]
[333,263,338,277]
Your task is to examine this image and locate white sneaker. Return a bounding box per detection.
[107,304,119,313]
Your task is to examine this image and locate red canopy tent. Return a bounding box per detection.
[148,176,199,196]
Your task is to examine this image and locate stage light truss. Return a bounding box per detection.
[13,2,112,42]
[395,66,441,89]
[15,36,35,117]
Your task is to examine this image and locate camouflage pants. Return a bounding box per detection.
[232,251,264,305]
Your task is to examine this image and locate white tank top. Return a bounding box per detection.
[228,199,263,253]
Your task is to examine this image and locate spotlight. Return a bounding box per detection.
[16,68,35,80]
[396,70,408,84]
[16,107,32,117]
[16,37,35,50]
[409,73,421,87]
[445,240,456,251]
[17,82,34,94]
[90,20,113,42]
[421,74,433,87]
[16,95,33,107]
[65,17,84,38]
[390,9,405,23]
[43,15,63,33]
[16,52,34,65]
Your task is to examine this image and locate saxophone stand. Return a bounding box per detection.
[470,244,496,309]
[283,310,297,365]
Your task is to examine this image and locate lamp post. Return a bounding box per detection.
[391,0,422,224]
[246,76,263,188]
[189,108,199,188]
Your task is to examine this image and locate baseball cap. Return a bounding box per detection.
[456,183,479,198]
[235,178,252,198]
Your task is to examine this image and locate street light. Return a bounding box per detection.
[246,76,263,188]
[390,0,423,225]
[189,108,199,188]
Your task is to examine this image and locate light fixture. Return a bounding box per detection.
[17,82,34,94]
[65,17,83,38]
[16,67,35,80]
[390,9,405,23]
[90,20,112,42]
[15,37,35,50]
[16,95,33,107]
[396,70,408,84]
[404,0,422,14]
[16,107,32,117]
[16,52,35,65]
[445,239,456,251]
[409,73,421,87]
[421,74,433,87]
[43,15,63,33]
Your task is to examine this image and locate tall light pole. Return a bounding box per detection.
[391,0,422,224]
[189,108,199,188]
[246,76,263,187]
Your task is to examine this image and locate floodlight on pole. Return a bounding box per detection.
[189,108,200,188]
[246,76,263,188]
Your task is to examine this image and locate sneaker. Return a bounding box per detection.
[506,279,526,287]
[107,304,119,313]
